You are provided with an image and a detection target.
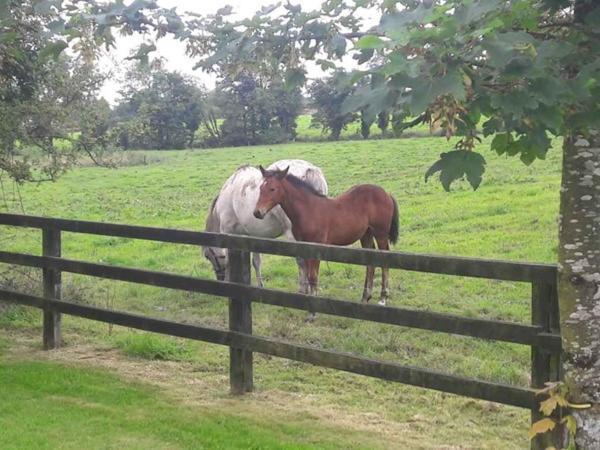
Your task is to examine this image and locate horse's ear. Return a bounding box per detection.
[259,165,267,176]
[276,166,289,179]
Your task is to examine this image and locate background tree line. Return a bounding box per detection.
[0,0,407,170]
[2,45,403,167]
[101,65,405,151]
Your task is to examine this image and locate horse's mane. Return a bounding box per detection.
[285,174,327,198]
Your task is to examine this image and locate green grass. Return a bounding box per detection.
[0,336,7,357]
[0,134,562,447]
[0,305,37,327]
[114,332,193,361]
[0,360,380,449]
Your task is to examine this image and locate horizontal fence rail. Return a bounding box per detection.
[0,288,537,409]
[0,213,557,282]
[0,210,562,444]
[0,250,561,351]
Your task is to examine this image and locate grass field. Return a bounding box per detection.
[0,135,562,448]
[1,358,392,449]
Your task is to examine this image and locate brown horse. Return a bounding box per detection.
[254,166,399,312]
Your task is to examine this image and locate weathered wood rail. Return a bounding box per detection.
[0,213,561,423]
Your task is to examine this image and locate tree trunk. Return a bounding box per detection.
[558,130,600,447]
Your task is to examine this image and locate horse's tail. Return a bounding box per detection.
[389,195,399,245]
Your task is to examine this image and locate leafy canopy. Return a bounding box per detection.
[308,71,358,140]
[208,71,303,147]
[0,0,187,183]
[3,1,599,189]
[190,0,600,190]
[113,64,206,150]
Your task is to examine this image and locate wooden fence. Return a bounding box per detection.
[0,213,562,437]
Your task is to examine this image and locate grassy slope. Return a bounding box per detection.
[0,135,562,447]
[0,360,380,450]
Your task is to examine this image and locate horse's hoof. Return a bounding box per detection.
[305,313,316,323]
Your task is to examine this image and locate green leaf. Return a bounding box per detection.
[341,85,392,121]
[39,40,68,60]
[304,22,329,39]
[481,117,501,137]
[355,35,386,50]
[480,16,505,35]
[284,68,306,89]
[348,70,367,86]
[316,59,337,71]
[454,0,502,26]
[410,69,466,115]
[379,3,436,36]
[258,3,279,16]
[0,0,9,18]
[584,6,600,27]
[378,18,411,46]
[322,0,342,14]
[380,54,421,78]
[489,90,538,119]
[562,415,577,436]
[464,152,487,189]
[491,133,511,156]
[425,150,486,191]
[530,76,567,107]
[47,20,66,33]
[126,43,157,65]
[341,85,370,114]
[328,34,347,58]
[33,0,56,15]
[354,48,374,64]
[216,6,233,16]
[482,31,537,68]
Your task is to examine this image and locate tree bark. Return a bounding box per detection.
[558,130,600,448]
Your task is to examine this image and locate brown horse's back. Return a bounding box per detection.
[327,184,396,246]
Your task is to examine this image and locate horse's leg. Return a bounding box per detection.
[296,257,308,294]
[360,233,375,303]
[252,252,264,287]
[283,228,308,294]
[375,236,390,306]
[305,258,320,322]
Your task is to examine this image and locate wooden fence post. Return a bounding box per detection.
[531,280,561,450]
[42,228,61,349]
[228,248,253,394]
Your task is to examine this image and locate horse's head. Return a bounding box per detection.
[254,165,289,219]
[202,246,228,281]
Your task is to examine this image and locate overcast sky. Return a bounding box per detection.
[99,0,333,103]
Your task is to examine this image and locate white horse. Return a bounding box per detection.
[202,159,328,291]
